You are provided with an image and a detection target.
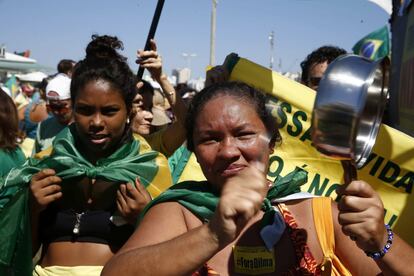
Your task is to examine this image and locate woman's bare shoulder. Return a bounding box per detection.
[119,201,200,252]
[143,201,188,223]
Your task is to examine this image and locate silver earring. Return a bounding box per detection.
[126,118,130,124]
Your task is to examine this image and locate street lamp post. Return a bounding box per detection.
[269,30,274,69]
[210,0,218,67]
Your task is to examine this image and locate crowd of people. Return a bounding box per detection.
[0,35,413,276]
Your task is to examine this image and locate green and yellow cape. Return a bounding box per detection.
[0,125,172,274]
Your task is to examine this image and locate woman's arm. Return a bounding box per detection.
[103,166,267,276]
[155,73,187,156]
[376,235,414,275]
[332,199,382,275]
[155,73,187,123]
[29,169,62,255]
[137,40,187,155]
[335,180,414,275]
[102,202,221,275]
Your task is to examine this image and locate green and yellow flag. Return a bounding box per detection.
[352,25,390,61]
[0,125,172,274]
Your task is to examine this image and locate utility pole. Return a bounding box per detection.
[210,0,218,67]
[269,30,274,69]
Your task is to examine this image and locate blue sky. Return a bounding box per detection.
[0,0,389,79]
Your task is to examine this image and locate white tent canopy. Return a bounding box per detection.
[16,71,48,82]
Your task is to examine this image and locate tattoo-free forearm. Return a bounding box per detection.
[157,74,187,123]
[376,235,414,276]
[102,224,220,276]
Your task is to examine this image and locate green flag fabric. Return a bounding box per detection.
[0,147,26,177]
[352,25,390,61]
[168,145,193,184]
[0,125,164,274]
[140,167,308,224]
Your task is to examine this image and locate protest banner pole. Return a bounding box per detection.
[137,0,165,80]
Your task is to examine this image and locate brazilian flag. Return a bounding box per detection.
[352,25,390,61]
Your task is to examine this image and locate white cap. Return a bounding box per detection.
[46,74,71,100]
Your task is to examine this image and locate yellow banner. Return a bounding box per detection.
[176,57,414,245]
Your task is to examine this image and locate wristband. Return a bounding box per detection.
[365,224,394,260]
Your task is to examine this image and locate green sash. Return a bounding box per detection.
[141,167,308,225]
[0,125,162,274]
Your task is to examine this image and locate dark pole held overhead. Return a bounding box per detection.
[137,0,165,80]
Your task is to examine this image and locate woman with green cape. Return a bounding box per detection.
[0,34,172,275]
[103,81,414,275]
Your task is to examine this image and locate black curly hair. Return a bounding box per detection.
[300,45,347,84]
[70,34,136,114]
[185,81,281,152]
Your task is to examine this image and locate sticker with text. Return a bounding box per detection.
[233,246,275,275]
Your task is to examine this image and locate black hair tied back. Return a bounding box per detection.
[85,35,126,62]
[71,34,136,115]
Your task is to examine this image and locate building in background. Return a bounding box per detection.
[172,68,191,84]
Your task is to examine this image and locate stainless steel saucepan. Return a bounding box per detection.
[311,54,389,179]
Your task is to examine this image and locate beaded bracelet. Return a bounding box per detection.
[365,224,394,260]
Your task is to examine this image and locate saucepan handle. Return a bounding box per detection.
[341,160,357,185]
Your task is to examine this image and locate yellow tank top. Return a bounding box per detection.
[312,197,352,276]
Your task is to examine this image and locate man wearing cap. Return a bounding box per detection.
[33,74,72,154]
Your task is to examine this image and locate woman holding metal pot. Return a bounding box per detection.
[103,79,414,275]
